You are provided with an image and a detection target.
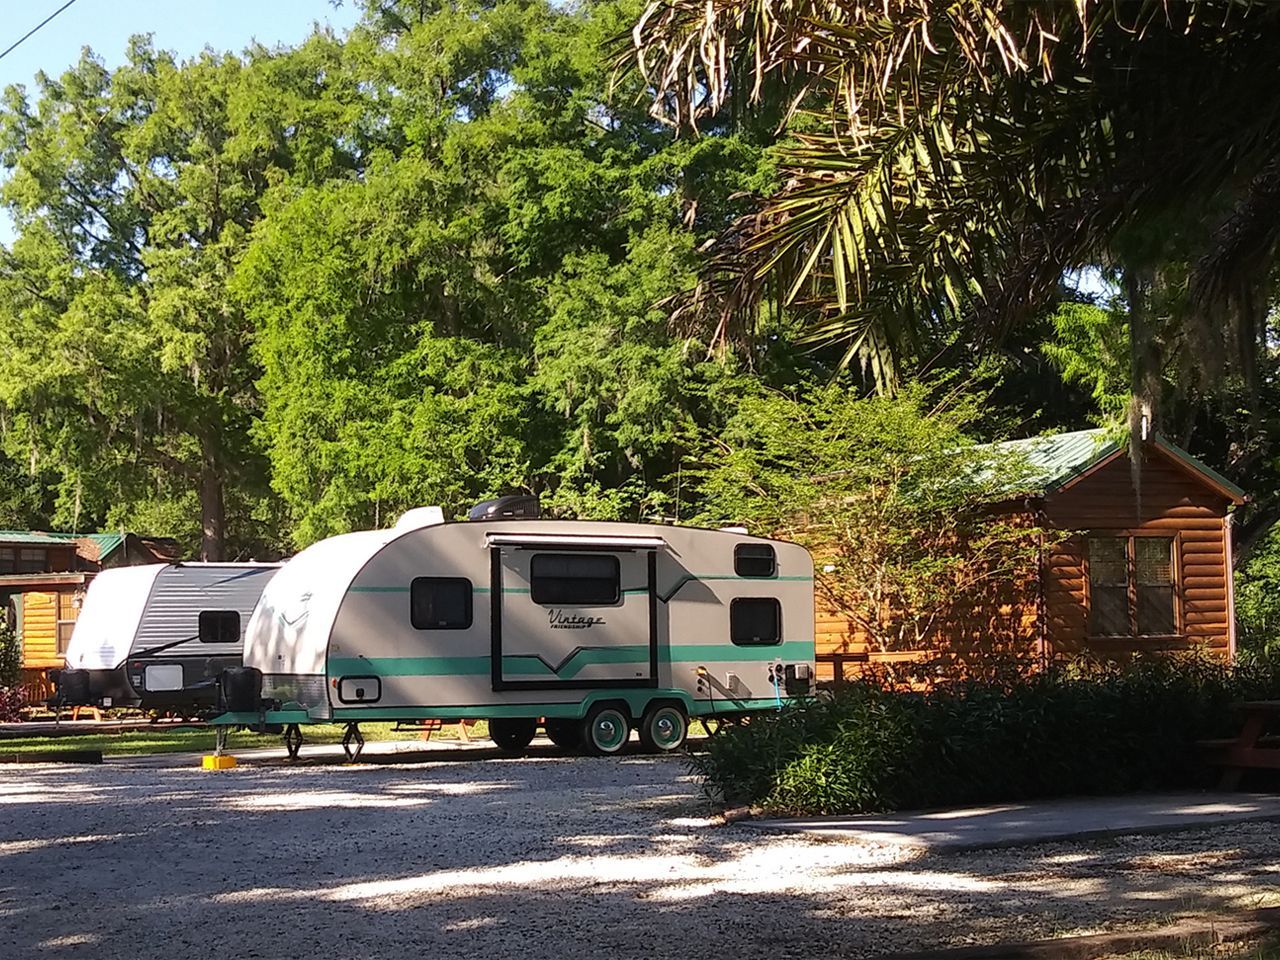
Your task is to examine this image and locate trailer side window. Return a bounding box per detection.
[410,577,473,629]
[730,598,782,646]
[198,610,241,644]
[734,544,776,578]
[530,554,620,605]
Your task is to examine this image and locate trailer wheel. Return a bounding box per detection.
[544,719,580,751]
[639,703,688,753]
[489,717,536,755]
[582,704,630,756]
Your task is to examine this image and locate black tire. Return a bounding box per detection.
[581,703,631,756]
[638,702,689,753]
[544,718,581,750]
[489,717,536,755]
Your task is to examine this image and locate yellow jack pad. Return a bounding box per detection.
[201,755,237,770]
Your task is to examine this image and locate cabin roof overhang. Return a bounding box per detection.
[983,428,1247,506]
[0,572,91,590]
[1045,439,1247,505]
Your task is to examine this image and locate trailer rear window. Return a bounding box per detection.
[734,544,777,578]
[198,610,241,644]
[730,598,782,646]
[530,554,620,606]
[410,577,473,629]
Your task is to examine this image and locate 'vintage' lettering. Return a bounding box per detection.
[548,609,606,629]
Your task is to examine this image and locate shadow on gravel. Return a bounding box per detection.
[1,757,1278,960]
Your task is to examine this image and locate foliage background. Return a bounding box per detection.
[0,0,1274,662]
[696,657,1280,815]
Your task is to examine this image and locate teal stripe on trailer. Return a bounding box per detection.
[330,655,491,676]
[214,695,799,726]
[329,641,810,680]
[327,696,790,722]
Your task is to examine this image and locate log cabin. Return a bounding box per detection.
[816,429,1247,684]
[0,532,181,705]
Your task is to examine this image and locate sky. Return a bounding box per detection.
[0,0,360,93]
[0,0,360,244]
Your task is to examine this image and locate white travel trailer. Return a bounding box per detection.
[215,502,815,757]
[59,562,282,713]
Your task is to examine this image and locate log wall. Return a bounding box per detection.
[1042,451,1233,658]
[815,446,1237,683]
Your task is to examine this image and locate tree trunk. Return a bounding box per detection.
[200,435,226,562]
[1125,267,1159,523]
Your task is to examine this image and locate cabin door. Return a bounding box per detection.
[490,546,656,691]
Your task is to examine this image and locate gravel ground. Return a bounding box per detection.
[2,755,1279,960]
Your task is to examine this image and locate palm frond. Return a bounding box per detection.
[631,0,1280,388]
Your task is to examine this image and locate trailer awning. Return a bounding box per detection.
[485,532,667,550]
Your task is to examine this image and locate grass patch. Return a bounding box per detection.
[0,721,489,757]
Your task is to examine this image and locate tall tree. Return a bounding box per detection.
[240,0,779,543]
[0,34,363,557]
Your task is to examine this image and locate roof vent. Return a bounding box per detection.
[395,507,446,530]
[467,495,541,522]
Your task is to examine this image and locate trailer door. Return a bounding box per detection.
[487,535,660,691]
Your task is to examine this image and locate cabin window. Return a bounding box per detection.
[1087,535,1177,637]
[1135,538,1176,636]
[735,544,777,578]
[0,547,45,574]
[410,577,473,629]
[198,610,241,644]
[56,592,77,655]
[530,554,620,606]
[730,598,782,646]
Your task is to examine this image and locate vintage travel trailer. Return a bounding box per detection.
[215,501,815,757]
[59,562,282,713]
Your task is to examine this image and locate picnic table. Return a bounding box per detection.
[1201,700,1280,790]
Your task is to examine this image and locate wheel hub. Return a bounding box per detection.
[593,713,625,749]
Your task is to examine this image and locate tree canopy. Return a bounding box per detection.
[0,0,1274,575]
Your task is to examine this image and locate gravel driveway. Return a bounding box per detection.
[2,754,1279,960]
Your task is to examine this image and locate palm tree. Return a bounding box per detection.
[625,0,1280,405]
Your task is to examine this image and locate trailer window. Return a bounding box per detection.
[734,544,776,578]
[198,610,241,644]
[530,554,620,605]
[730,598,782,646]
[410,577,473,629]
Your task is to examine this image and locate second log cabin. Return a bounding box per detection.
[817,429,1247,683]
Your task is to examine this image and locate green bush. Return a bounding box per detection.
[694,657,1280,815]
[0,614,19,689]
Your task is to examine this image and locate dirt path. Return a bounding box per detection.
[2,756,1278,959]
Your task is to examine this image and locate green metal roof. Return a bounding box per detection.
[981,427,1246,501]
[0,531,81,546]
[985,428,1121,492]
[0,530,128,557]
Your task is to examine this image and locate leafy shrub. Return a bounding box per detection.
[0,686,20,722]
[1237,524,1280,658]
[694,656,1280,815]
[689,384,1050,654]
[0,614,19,688]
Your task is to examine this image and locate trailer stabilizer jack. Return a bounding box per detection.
[342,723,365,763]
[283,723,304,760]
